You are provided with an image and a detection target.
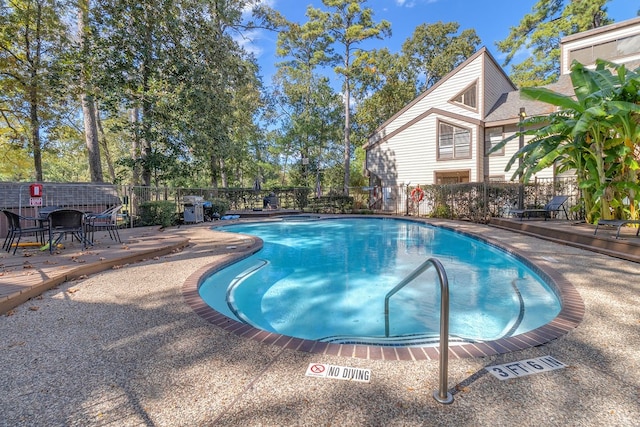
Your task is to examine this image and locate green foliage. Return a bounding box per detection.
[208,198,230,217]
[492,60,640,223]
[0,0,75,180]
[308,195,354,213]
[430,204,452,219]
[496,0,611,87]
[138,200,177,227]
[293,187,312,209]
[307,0,392,195]
[402,21,481,91]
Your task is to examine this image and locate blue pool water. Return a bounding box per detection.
[199,217,561,346]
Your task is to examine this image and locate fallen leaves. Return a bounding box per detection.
[455,385,470,393]
[28,306,39,311]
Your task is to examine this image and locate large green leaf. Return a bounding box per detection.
[521,86,582,111]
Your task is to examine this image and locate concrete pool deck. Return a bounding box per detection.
[1,217,638,425]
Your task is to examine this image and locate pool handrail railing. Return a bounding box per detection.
[383,257,454,405]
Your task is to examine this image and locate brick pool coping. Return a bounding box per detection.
[182,218,584,361]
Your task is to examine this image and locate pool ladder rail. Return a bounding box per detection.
[384,257,454,405]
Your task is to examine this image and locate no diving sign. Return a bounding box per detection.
[305,363,371,383]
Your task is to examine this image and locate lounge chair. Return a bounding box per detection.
[594,219,640,239]
[509,195,569,221]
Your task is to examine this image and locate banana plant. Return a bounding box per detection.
[491,60,640,223]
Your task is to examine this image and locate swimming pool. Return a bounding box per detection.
[198,217,562,347]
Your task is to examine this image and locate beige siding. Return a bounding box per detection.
[483,56,515,118]
[486,125,556,181]
[369,113,480,186]
[367,54,489,187]
[371,55,484,141]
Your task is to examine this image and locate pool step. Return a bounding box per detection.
[318,333,475,347]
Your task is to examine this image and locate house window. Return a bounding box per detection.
[435,171,470,184]
[438,122,471,160]
[451,83,477,109]
[569,35,640,67]
[485,127,504,155]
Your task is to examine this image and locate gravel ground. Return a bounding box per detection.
[0,221,638,426]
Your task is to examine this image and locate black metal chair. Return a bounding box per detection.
[47,209,92,253]
[86,205,122,243]
[2,210,48,254]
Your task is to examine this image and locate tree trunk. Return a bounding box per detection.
[81,93,103,182]
[209,154,219,189]
[343,77,351,196]
[220,158,228,188]
[140,9,153,187]
[29,3,43,181]
[96,106,116,182]
[78,1,103,182]
[30,96,43,181]
[130,108,140,186]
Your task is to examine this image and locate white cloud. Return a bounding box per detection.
[236,0,278,57]
[243,0,276,17]
[233,29,265,57]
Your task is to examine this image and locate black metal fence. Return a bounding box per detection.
[0,177,582,237]
[393,177,582,222]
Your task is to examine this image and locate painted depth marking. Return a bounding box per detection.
[486,355,566,380]
[305,363,371,383]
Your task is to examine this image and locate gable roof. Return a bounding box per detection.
[484,74,575,125]
[369,46,517,136]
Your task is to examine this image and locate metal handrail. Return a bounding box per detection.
[383,257,454,405]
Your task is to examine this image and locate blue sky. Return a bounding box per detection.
[244,0,639,85]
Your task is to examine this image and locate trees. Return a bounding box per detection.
[402,21,480,92]
[307,0,391,195]
[493,60,640,223]
[496,0,612,87]
[354,21,480,140]
[273,12,343,189]
[78,0,103,182]
[89,0,268,188]
[0,0,73,181]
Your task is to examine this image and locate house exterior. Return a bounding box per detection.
[364,17,640,210]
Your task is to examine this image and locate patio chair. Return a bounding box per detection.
[86,205,122,243]
[509,195,569,221]
[2,210,48,254]
[594,219,640,239]
[47,209,92,253]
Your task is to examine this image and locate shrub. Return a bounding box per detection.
[139,201,176,227]
[293,187,312,209]
[208,198,230,217]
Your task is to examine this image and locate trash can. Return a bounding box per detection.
[183,196,204,223]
